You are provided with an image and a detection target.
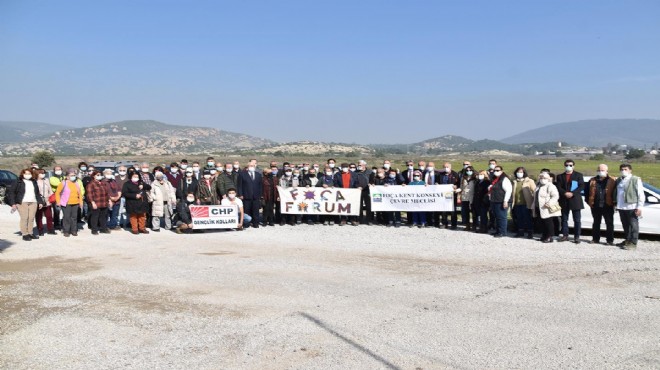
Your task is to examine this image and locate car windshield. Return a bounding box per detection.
[644,183,660,195]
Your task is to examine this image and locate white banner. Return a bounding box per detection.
[370,185,455,212]
[190,205,239,229]
[277,186,362,216]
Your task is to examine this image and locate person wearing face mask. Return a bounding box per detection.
[236,163,262,228]
[54,168,84,238]
[555,159,585,244]
[50,165,65,230]
[422,162,439,227]
[115,166,130,229]
[586,164,616,246]
[205,157,216,171]
[300,167,321,225]
[332,163,360,226]
[174,192,196,234]
[34,169,55,236]
[488,166,512,238]
[233,161,241,172]
[195,169,219,206]
[166,162,182,189]
[408,170,427,227]
[139,163,154,185]
[511,167,536,238]
[191,162,202,180]
[532,172,562,243]
[101,169,122,231]
[86,171,111,235]
[326,158,338,174]
[278,167,302,225]
[179,159,189,171]
[261,168,278,227]
[354,163,372,225]
[615,164,645,250]
[8,168,45,241]
[215,164,234,199]
[221,188,252,230]
[439,162,460,230]
[459,166,477,231]
[150,172,177,232]
[487,159,498,180]
[417,161,426,173]
[177,169,199,202]
[402,160,416,184]
[383,169,404,227]
[122,172,152,235]
[77,162,88,179]
[472,170,491,233]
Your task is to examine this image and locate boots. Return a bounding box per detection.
[465,223,472,231]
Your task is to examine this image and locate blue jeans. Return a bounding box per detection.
[561,208,581,238]
[107,203,120,228]
[241,212,252,225]
[490,202,508,236]
[412,212,426,225]
[513,205,533,232]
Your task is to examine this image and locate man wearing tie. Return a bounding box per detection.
[402,160,416,185]
[425,162,439,227]
[237,162,263,228]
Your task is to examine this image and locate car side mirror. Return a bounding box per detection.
[647,196,658,204]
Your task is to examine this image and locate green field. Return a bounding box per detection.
[2,155,659,187]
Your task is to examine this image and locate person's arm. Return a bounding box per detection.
[502,177,513,207]
[636,177,645,214]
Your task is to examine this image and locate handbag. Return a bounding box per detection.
[48,193,56,204]
[548,203,562,213]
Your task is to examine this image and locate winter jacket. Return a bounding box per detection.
[216,173,235,197]
[177,177,199,200]
[86,180,110,209]
[262,174,279,203]
[7,179,44,206]
[460,177,476,203]
[532,182,562,219]
[555,171,585,210]
[472,179,491,209]
[151,180,176,217]
[122,180,152,215]
[511,177,536,209]
[196,178,219,205]
[36,179,54,205]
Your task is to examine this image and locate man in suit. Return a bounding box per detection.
[438,162,460,229]
[555,159,585,243]
[333,162,360,226]
[424,162,439,227]
[236,162,263,228]
[401,160,416,185]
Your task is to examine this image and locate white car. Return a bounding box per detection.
[569,177,660,235]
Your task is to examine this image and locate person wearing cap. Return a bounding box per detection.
[150,172,176,231]
[408,170,427,227]
[196,169,219,205]
[54,168,84,237]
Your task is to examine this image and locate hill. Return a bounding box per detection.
[0,121,73,143]
[501,119,660,148]
[0,120,275,156]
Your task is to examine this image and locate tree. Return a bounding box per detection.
[555,150,563,157]
[590,153,605,161]
[31,150,56,168]
[625,148,646,160]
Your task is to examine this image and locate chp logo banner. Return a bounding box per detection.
[277,186,361,216]
[370,185,455,212]
[190,205,239,229]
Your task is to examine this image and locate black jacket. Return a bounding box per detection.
[7,179,44,206]
[122,180,152,214]
[177,178,199,200]
[555,171,585,210]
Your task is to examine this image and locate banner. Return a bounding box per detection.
[277,186,361,215]
[370,185,455,212]
[190,205,239,229]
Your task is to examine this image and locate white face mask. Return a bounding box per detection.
[38,173,46,179]
[413,176,420,181]
[419,166,425,171]
[383,164,391,170]
[95,175,103,181]
[203,175,211,180]
[193,166,200,173]
[180,164,188,170]
[293,173,299,178]
[248,167,255,172]
[349,168,356,172]
[186,196,195,203]
[105,174,114,180]
[118,171,127,176]
[54,170,62,176]
[489,164,496,170]
[210,169,217,175]
[407,165,414,170]
[477,175,485,181]
[23,174,33,180]
[325,171,333,176]
[303,166,309,171]
[141,168,149,173]
[225,168,233,173]
[328,163,335,168]
[444,167,451,173]
[341,167,349,173]
[70,176,78,182]
[466,171,473,176]
[565,165,574,172]
[494,171,502,177]
[171,168,178,173]
[427,167,434,172]
[313,166,319,171]
[228,193,236,199]
[132,177,139,183]
[233,164,239,169]
[186,172,193,177]
[540,179,549,185]
[597,171,607,177]
[516,172,524,179]
[285,171,292,177]
[621,170,630,178]
[154,171,163,177]
[80,167,87,171]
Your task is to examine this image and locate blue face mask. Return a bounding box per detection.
[466,171,473,176]
[271,169,278,176]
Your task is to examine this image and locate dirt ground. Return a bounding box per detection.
[1,206,659,369]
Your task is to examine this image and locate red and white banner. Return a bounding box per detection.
[190,205,239,229]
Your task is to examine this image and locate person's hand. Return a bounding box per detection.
[323,184,328,188]
[635,209,642,217]
[188,223,193,228]
[136,194,142,199]
[565,192,573,199]
[10,205,16,214]
[138,185,143,190]
[455,188,462,193]
[503,203,509,209]
[196,200,201,205]
[239,196,244,200]
[38,204,43,210]
[401,184,406,187]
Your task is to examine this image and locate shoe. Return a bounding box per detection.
[493,234,503,238]
[63,233,70,238]
[100,229,111,234]
[91,231,99,235]
[22,235,31,241]
[323,221,329,226]
[131,230,139,235]
[387,222,393,228]
[30,235,39,240]
[527,232,534,239]
[140,229,149,234]
[574,239,581,244]
[252,224,259,228]
[542,238,553,243]
[419,224,425,228]
[269,222,276,226]
[39,231,44,237]
[558,236,569,242]
[589,240,599,244]
[113,226,122,231]
[623,242,637,251]
[606,241,614,246]
[616,241,627,248]
[410,224,416,228]
[340,220,346,226]
[307,221,314,225]
[47,231,57,235]
[72,233,78,237]
[394,222,401,228]
[516,232,524,238]
[152,229,160,232]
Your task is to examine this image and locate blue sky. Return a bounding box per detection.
[1,0,659,143]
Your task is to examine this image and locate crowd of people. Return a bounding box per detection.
[5,157,645,250]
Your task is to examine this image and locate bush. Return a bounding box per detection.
[31,150,56,168]
[625,148,646,160]
[590,154,605,161]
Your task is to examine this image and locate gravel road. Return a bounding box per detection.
[1,206,659,369]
